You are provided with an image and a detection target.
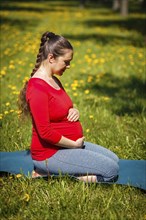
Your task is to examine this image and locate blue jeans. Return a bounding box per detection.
[33,142,119,182]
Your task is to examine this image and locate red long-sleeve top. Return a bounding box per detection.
[26,78,83,160]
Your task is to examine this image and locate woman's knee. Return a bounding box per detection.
[84,142,119,163]
[104,160,119,181]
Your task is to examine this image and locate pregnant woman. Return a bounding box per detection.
[19,31,119,183]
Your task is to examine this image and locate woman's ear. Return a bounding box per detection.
[47,53,55,64]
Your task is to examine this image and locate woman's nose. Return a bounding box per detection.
[66,64,70,69]
[65,61,71,69]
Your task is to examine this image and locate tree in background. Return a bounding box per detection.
[79,0,129,16]
[112,0,129,16]
[79,0,145,16]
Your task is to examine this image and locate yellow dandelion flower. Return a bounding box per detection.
[86,129,90,133]
[87,76,93,83]
[11,86,16,90]
[94,59,99,64]
[23,76,29,83]
[18,60,23,65]
[16,110,22,115]
[72,87,77,91]
[89,115,94,119]
[29,63,33,67]
[84,90,90,94]
[73,93,78,97]
[5,102,10,106]
[73,80,78,84]
[22,193,30,202]
[138,53,143,58]
[87,58,92,63]
[102,96,110,101]
[9,64,15,69]
[80,80,84,84]
[84,54,89,60]
[9,176,13,179]
[9,109,14,113]
[12,91,19,95]
[4,111,9,115]
[1,70,6,76]
[100,58,105,64]
[16,174,22,178]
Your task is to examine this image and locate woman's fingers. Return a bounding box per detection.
[67,108,79,122]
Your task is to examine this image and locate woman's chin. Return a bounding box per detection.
[59,70,65,75]
[54,69,66,76]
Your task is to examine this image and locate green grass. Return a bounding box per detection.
[0,1,146,219]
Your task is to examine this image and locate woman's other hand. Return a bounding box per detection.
[67,108,79,122]
[56,136,85,149]
[75,137,85,148]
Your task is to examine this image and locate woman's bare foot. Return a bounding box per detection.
[77,175,97,183]
[31,170,46,178]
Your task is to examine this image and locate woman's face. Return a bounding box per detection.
[51,49,73,76]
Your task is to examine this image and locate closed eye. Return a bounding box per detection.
[64,60,72,66]
[65,61,70,65]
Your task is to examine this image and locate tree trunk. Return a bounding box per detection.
[120,0,128,16]
[112,0,120,11]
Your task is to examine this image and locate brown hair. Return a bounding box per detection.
[18,31,73,116]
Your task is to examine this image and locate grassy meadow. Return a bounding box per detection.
[0,0,146,219]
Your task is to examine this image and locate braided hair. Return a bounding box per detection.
[18,32,73,116]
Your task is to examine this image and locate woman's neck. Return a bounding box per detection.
[32,64,60,90]
[36,62,52,78]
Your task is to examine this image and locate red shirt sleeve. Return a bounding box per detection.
[26,83,62,145]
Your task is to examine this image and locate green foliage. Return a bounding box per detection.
[0,1,146,219]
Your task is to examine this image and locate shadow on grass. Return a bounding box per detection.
[0,3,66,13]
[0,0,79,12]
[83,17,146,36]
[65,32,144,47]
[84,73,146,115]
[0,16,40,30]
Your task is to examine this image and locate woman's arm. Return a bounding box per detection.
[27,85,62,145]
[56,136,85,149]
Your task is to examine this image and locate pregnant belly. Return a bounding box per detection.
[51,121,83,141]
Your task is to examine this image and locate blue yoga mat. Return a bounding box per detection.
[0,150,146,190]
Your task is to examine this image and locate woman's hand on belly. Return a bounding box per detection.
[67,108,79,122]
